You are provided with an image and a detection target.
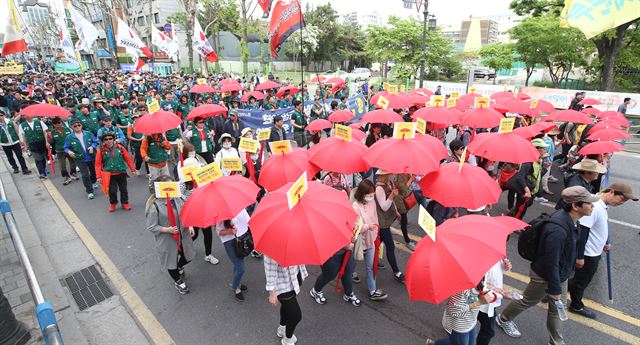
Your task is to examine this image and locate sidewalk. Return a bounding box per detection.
[0,154,151,345]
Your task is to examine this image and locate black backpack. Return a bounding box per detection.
[518,213,571,261]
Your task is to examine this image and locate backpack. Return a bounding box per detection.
[234,230,254,257]
[517,213,572,261]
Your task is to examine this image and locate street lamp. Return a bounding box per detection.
[405,0,433,88]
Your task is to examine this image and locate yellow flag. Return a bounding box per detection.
[560,0,640,39]
[418,204,437,241]
[416,118,427,134]
[393,122,416,139]
[334,124,352,142]
[287,172,308,210]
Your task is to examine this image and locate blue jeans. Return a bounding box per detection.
[223,240,245,290]
[363,248,377,293]
[434,327,477,345]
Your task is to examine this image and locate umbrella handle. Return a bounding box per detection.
[335,250,351,294]
[373,229,381,279]
[606,249,613,302]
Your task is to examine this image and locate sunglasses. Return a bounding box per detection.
[72,124,81,127]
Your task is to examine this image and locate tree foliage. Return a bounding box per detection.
[479,43,516,84]
[279,24,320,63]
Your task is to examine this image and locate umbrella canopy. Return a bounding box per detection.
[19,103,71,118]
[513,122,557,139]
[490,91,530,100]
[189,84,215,94]
[458,93,483,105]
[328,110,355,123]
[419,163,502,209]
[526,99,556,117]
[579,98,602,105]
[366,138,447,174]
[589,121,622,133]
[405,93,431,107]
[405,215,520,303]
[220,83,244,93]
[311,75,326,82]
[468,132,541,164]
[185,104,227,121]
[410,88,434,96]
[414,134,449,158]
[352,128,366,141]
[276,85,300,98]
[133,110,182,135]
[413,107,462,126]
[249,181,357,266]
[545,110,594,124]
[258,148,320,192]
[306,119,332,131]
[255,80,281,91]
[492,98,531,115]
[241,90,266,102]
[587,128,630,141]
[180,175,260,227]
[309,137,370,174]
[578,141,624,155]
[218,78,239,86]
[325,77,346,86]
[360,109,403,124]
[370,92,413,109]
[460,108,503,129]
[581,107,601,116]
[596,111,630,128]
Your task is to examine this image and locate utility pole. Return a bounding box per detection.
[149,0,154,74]
[418,0,429,88]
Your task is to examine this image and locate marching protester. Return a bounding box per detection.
[64,119,99,199]
[0,111,30,175]
[290,100,307,148]
[216,209,250,301]
[18,114,49,179]
[50,117,76,185]
[184,117,215,164]
[94,131,136,212]
[374,170,405,283]
[140,133,172,182]
[215,133,240,176]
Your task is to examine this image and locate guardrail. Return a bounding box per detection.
[0,176,63,345]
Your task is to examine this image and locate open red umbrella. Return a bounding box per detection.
[19,103,71,117]
[258,148,320,192]
[185,104,227,121]
[370,91,413,109]
[328,110,355,123]
[366,138,447,174]
[526,99,556,117]
[180,175,260,227]
[220,83,244,93]
[189,84,215,94]
[306,119,332,132]
[276,85,300,98]
[581,107,601,116]
[241,90,266,102]
[360,109,403,124]
[579,98,602,106]
[545,110,594,124]
[405,93,430,107]
[458,93,483,105]
[414,133,449,158]
[419,163,502,209]
[597,112,630,128]
[468,132,540,164]
[325,77,346,86]
[311,75,326,83]
[218,78,239,86]
[590,121,621,133]
[492,97,531,115]
[596,111,624,119]
[352,128,366,141]
[133,110,182,135]
[460,108,503,129]
[587,128,629,141]
[405,215,519,303]
[255,80,281,91]
[491,91,530,100]
[413,106,462,126]
[249,181,357,266]
[513,122,557,139]
[410,88,434,96]
[578,141,624,155]
[309,137,369,174]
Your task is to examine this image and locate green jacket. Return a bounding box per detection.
[0,122,20,144]
[20,119,46,145]
[100,144,128,172]
[189,127,213,153]
[51,127,71,152]
[146,137,169,164]
[292,110,307,132]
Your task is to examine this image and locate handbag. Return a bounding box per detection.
[234,230,254,257]
[353,234,365,261]
[403,192,417,210]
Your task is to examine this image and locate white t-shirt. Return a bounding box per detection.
[215,147,240,176]
[479,261,504,317]
[216,209,250,243]
[579,198,608,257]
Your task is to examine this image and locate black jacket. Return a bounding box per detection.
[531,210,579,295]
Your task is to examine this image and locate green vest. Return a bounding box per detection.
[74,113,100,134]
[129,130,143,148]
[527,161,543,195]
[0,122,20,144]
[103,89,117,100]
[66,131,94,161]
[292,110,306,132]
[189,128,213,153]
[177,104,191,119]
[20,119,45,145]
[166,128,180,142]
[101,145,127,172]
[51,127,71,151]
[146,138,168,164]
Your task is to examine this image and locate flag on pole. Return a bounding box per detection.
[116,18,152,58]
[1,0,28,56]
[192,18,218,62]
[56,18,81,65]
[152,26,178,60]
[560,0,640,39]
[257,0,273,18]
[269,0,304,57]
[69,6,99,52]
[125,47,145,73]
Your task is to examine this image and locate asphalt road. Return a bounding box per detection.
[41,153,640,345]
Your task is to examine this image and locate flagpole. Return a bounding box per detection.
[149,0,155,75]
[299,0,304,100]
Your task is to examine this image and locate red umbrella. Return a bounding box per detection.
[325,77,346,86]
[306,119,332,131]
[452,98,472,112]
[309,137,369,174]
[360,109,403,124]
[405,93,430,107]
[513,122,557,139]
[352,128,366,141]
[133,110,182,135]
[589,121,622,133]
[413,105,462,126]
[328,110,355,123]
[185,104,227,121]
[220,83,244,93]
[348,123,363,130]
[189,84,215,94]
[19,103,71,117]
[180,175,260,227]
[460,108,503,129]
[366,138,446,174]
[587,129,630,141]
[581,107,601,116]
[276,85,300,98]
[255,80,281,91]
[410,88,434,96]
[597,113,630,128]
[370,91,413,109]
[492,98,531,115]
[405,215,518,303]
[545,110,594,124]
[311,75,326,83]
[458,93,483,105]
[596,111,624,119]
[491,91,530,100]
[578,141,624,155]
[579,98,602,106]
[249,181,357,266]
[414,134,449,158]
[419,163,502,209]
[218,78,239,86]
[241,91,266,102]
[258,148,320,192]
[468,132,541,164]
[526,99,556,117]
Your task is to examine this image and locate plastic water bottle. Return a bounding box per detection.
[508,291,523,300]
[554,300,569,321]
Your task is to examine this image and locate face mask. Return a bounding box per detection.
[222,143,232,149]
[188,152,196,158]
[364,195,375,202]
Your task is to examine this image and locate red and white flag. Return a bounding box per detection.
[269,0,304,57]
[69,6,99,52]
[257,0,273,18]
[152,26,178,60]
[125,47,145,73]
[56,18,80,65]
[192,18,218,62]
[1,0,28,56]
[116,18,152,58]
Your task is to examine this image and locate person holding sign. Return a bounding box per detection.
[215,133,241,176]
[267,116,287,152]
[291,100,307,148]
[184,117,215,164]
[95,132,136,212]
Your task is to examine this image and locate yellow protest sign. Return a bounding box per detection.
[431,95,445,107]
[287,172,308,210]
[180,165,199,182]
[377,95,390,109]
[447,98,457,108]
[353,217,364,238]
[474,97,490,109]
[197,78,207,85]
[193,162,223,186]
[469,86,478,94]
[560,0,640,39]
[498,118,516,133]
[451,91,461,99]
[459,147,467,172]
[257,128,271,141]
[0,62,24,75]
[387,85,399,94]
[147,99,160,113]
[382,82,391,91]
[221,157,243,171]
[334,124,352,142]
[269,140,293,154]
[418,204,437,241]
[416,118,427,134]
[529,99,539,109]
[400,85,406,93]
[239,137,259,153]
[154,181,181,198]
[393,122,416,139]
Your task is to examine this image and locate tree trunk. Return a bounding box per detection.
[184,1,196,72]
[593,21,635,91]
[240,0,249,75]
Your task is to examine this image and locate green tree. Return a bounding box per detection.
[304,3,341,70]
[279,25,320,64]
[479,43,516,84]
[199,0,240,72]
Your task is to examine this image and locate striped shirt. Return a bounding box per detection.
[264,255,308,295]
[441,289,480,334]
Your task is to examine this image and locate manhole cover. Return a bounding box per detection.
[63,265,113,311]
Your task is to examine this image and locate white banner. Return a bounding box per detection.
[152,26,178,60]
[69,7,99,52]
[116,18,151,58]
[56,18,80,66]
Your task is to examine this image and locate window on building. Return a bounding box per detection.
[154,13,159,24]
[137,16,145,26]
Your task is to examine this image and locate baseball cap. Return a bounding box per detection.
[531,138,549,148]
[561,186,599,204]
[609,182,638,201]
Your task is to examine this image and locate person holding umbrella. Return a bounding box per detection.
[374,170,405,283]
[18,114,50,179]
[64,119,99,199]
[95,132,136,212]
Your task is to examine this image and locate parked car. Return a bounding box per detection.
[350,68,371,80]
[323,70,351,80]
[474,67,496,79]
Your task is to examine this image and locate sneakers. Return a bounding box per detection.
[204,255,220,265]
[426,338,435,345]
[121,203,132,211]
[352,272,361,283]
[87,193,95,200]
[12,168,20,174]
[406,241,417,251]
[342,293,361,307]
[276,325,286,338]
[496,313,522,338]
[569,305,596,319]
[281,335,297,345]
[250,250,263,258]
[63,177,72,185]
[22,170,32,175]
[70,173,79,180]
[108,204,117,212]
[39,175,47,180]
[310,288,327,305]
[92,182,99,189]
[174,278,190,294]
[369,289,388,301]
[534,196,549,203]
[394,272,405,284]
[234,291,245,302]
